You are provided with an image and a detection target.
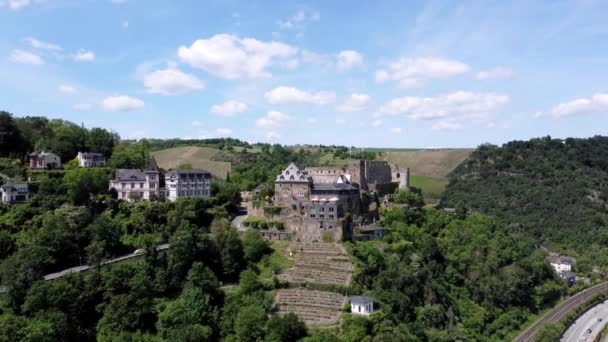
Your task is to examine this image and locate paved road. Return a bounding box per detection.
[515,282,608,342]
[0,244,170,293]
[562,300,608,342]
[232,214,247,231]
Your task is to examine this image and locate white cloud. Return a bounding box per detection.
[73,49,95,62]
[4,0,30,10]
[432,120,463,131]
[110,0,127,3]
[336,50,363,71]
[307,117,318,124]
[191,120,202,127]
[178,34,297,79]
[143,67,204,95]
[337,93,371,112]
[264,86,335,105]
[390,127,402,134]
[122,21,129,28]
[336,119,346,125]
[215,128,233,136]
[9,49,43,65]
[277,9,320,30]
[537,93,608,118]
[375,56,469,87]
[476,66,514,80]
[266,131,281,141]
[24,37,62,51]
[379,91,509,121]
[58,84,76,94]
[372,119,382,127]
[210,100,248,117]
[102,95,144,112]
[72,103,92,111]
[256,110,292,129]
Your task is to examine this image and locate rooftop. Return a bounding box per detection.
[115,169,146,181]
[311,183,358,191]
[350,296,374,305]
[167,169,211,176]
[275,162,310,183]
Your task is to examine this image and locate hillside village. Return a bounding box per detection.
[0,111,605,341]
[1,144,413,325]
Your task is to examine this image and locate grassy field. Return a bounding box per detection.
[256,240,293,287]
[380,149,472,178]
[151,146,231,179]
[410,175,449,200]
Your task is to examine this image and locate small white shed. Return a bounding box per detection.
[350,295,374,316]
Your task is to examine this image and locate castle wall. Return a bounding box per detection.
[391,166,410,189]
[305,167,348,184]
[364,160,393,184]
[274,182,311,209]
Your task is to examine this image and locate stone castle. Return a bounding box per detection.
[272,160,409,241]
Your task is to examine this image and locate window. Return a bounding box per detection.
[320,207,325,212]
[320,214,324,219]
[296,191,304,197]
[310,214,315,218]
[139,183,144,188]
[329,207,335,212]
[130,183,134,189]
[121,183,125,189]
[329,214,334,219]
[282,191,289,197]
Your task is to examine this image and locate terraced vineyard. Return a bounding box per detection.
[278,242,353,286]
[274,289,346,325]
[274,242,352,325]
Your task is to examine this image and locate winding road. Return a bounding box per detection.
[561,299,608,342]
[514,282,608,342]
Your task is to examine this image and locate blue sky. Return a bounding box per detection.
[1,0,607,148]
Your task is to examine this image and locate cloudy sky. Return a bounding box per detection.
[1,0,607,147]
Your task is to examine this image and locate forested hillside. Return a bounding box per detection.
[442,136,608,262]
[0,112,577,341]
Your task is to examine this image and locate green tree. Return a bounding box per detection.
[0,111,26,156]
[242,230,271,264]
[86,127,116,158]
[265,313,307,342]
[63,168,109,205]
[234,305,267,342]
[157,263,222,340]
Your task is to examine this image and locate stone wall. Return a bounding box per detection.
[391,165,410,189]
[304,167,348,184]
[364,160,393,185]
[368,181,399,197]
[274,182,311,208]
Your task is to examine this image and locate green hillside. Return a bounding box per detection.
[442,136,608,264]
[380,149,472,178]
[151,146,231,179]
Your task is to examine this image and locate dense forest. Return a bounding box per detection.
[441,136,608,269]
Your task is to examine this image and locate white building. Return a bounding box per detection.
[350,296,374,316]
[0,182,29,204]
[549,255,573,273]
[29,151,61,169]
[165,169,212,202]
[109,158,160,202]
[77,152,106,168]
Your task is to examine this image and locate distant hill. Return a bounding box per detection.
[379,149,473,178]
[151,146,231,179]
[442,136,608,254]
